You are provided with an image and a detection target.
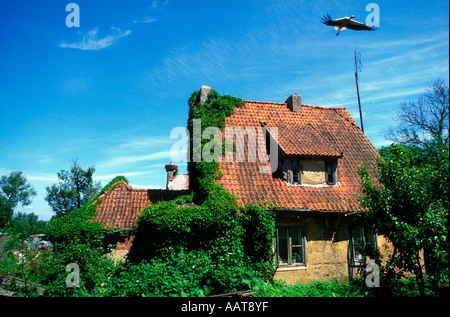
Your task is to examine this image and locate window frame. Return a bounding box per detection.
[276,226,306,267]
[288,160,301,185]
[350,226,378,265]
[325,160,337,185]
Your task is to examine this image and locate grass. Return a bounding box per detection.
[253,278,424,297]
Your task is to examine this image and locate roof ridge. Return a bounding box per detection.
[302,104,347,110]
[245,100,347,110]
[245,100,285,105]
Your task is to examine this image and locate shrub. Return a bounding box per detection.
[107,250,213,297]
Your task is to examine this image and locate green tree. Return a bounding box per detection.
[359,144,448,295]
[0,171,37,228]
[45,159,101,217]
[359,80,449,295]
[4,212,47,239]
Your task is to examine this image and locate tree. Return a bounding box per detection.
[359,80,449,295]
[385,79,449,147]
[0,171,37,228]
[359,144,448,295]
[45,159,102,217]
[4,212,47,239]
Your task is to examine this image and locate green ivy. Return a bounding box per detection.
[128,89,277,294]
[44,176,129,249]
[187,89,245,205]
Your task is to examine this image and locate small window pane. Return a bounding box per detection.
[291,161,300,183]
[354,246,365,262]
[292,246,303,264]
[325,162,335,184]
[291,228,302,246]
[365,228,376,245]
[278,229,289,265]
[352,228,364,245]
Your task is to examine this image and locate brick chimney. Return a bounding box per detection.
[165,161,178,185]
[198,85,213,105]
[285,93,302,113]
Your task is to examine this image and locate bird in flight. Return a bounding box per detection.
[322,14,375,36]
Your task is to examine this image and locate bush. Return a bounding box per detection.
[108,250,213,297]
[128,196,276,287]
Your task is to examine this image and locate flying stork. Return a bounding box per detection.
[322,14,375,36]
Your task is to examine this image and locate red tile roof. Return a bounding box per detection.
[95,179,190,228]
[95,180,152,228]
[217,100,379,213]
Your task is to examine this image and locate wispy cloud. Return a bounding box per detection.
[94,171,151,181]
[59,27,131,50]
[25,172,59,183]
[97,150,172,170]
[133,17,157,24]
[114,136,174,152]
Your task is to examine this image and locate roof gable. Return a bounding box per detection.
[95,179,190,228]
[95,180,153,228]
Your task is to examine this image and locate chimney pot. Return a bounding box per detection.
[165,162,178,183]
[285,93,302,113]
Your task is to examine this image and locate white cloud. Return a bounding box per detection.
[25,172,59,183]
[97,150,172,169]
[94,171,151,181]
[133,17,157,24]
[59,27,131,50]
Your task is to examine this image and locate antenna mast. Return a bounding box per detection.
[354,51,364,132]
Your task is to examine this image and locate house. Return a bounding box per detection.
[95,86,389,283]
[214,88,387,283]
[94,163,189,259]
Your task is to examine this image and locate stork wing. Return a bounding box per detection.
[321,14,338,26]
[345,19,375,31]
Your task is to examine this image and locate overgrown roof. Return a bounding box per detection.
[95,179,188,228]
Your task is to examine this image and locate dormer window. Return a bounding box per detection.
[281,158,338,186]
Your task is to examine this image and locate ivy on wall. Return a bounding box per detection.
[129,89,277,286]
[45,176,129,249]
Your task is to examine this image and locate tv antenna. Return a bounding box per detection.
[354,51,364,132]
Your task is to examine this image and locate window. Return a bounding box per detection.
[325,161,336,185]
[283,158,338,185]
[288,160,301,184]
[351,227,377,264]
[276,227,305,266]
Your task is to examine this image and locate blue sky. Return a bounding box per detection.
[1,0,448,221]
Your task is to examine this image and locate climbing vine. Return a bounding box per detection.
[45,176,129,248]
[129,89,277,293]
[187,89,245,206]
